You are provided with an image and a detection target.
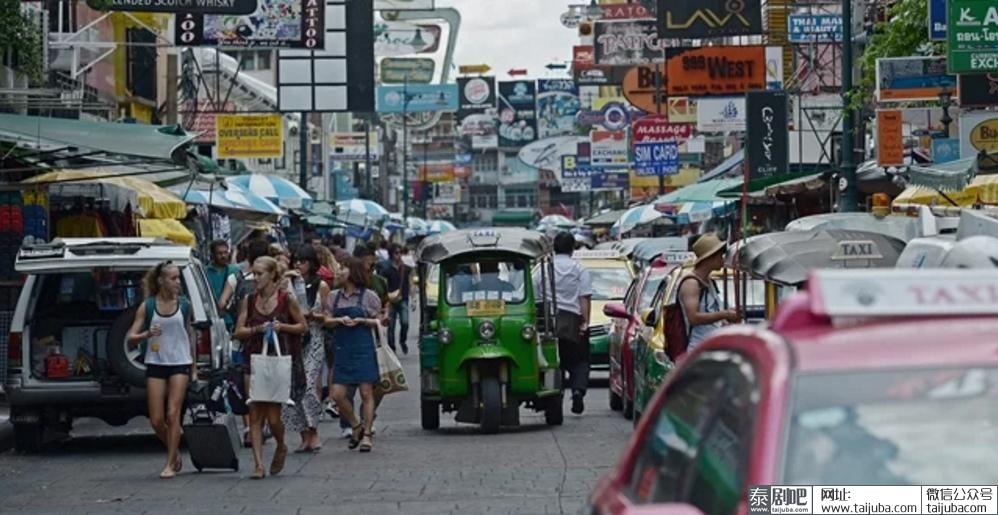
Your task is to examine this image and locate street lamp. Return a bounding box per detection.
[938,87,954,138]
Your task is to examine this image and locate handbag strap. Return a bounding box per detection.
[263,324,283,356]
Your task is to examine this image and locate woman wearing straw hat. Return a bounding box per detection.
[679,233,741,350]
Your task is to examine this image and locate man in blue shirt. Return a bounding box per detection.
[204,240,240,329]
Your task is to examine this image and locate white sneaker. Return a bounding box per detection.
[340,427,353,439]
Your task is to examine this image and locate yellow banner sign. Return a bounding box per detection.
[216,114,283,159]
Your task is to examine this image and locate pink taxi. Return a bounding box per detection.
[589,269,998,515]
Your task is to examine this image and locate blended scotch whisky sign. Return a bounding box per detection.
[88,0,257,14]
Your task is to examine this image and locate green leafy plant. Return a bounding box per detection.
[0,0,45,85]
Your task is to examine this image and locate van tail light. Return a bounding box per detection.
[196,328,211,363]
[7,332,22,369]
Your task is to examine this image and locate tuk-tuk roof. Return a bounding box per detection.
[417,228,553,264]
[732,229,906,286]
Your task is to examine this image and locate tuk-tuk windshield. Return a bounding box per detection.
[444,260,527,305]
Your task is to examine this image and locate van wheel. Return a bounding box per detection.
[107,305,147,388]
[13,423,43,454]
[609,390,623,411]
[480,376,501,435]
[421,400,440,430]
[545,395,563,426]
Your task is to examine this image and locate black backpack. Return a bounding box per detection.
[228,272,257,322]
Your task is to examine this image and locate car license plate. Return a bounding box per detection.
[467,299,506,317]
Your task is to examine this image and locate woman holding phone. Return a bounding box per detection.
[126,261,195,479]
[323,256,382,453]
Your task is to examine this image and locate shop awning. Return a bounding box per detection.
[0,113,194,161]
[656,178,743,204]
[583,209,626,226]
[492,210,535,226]
[698,150,744,183]
[171,185,285,219]
[892,174,998,209]
[23,169,188,219]
[137,219,195,246]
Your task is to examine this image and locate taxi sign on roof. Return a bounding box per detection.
[573,249,623,259]
[659,251,696,264]
[810,269,998,317]
[830,240,884,261]
[467,230,500,247]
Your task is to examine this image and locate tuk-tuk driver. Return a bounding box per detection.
[535,232,593,415]
[473,262,516,294]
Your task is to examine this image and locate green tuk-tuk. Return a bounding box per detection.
[416,228,563,433]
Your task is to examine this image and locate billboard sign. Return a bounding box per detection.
[929,0,947,41]
[176,0,324,48]
[696,97,746,132]
[590,130,630,167]
[958,73,998,107]
[89,0,256,14]
[745,90,789,181]
[379,57,435,84]
[959,110,998,158]
[876,57,957,102]
[787,14,843,43]
[591,171,630,191]
[947,0,998,73]
[458,77,497,148]
[876,109,904,166]
[632,115,693,144]
[656,0,762,38]
[498,81,537,148]
[593,21,665,66]
[665,46,770,96]
[622,64,667,113]
[373,22,441,56]
[519,136,586,172]
[634,141,679,176]
[330,132,380,160]
[216,114,283,158]
[419,163,456,183]
[376,83,459,113]
[537,79,581,139]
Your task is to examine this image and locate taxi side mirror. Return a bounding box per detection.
[641,308,657,326]
[620,504,705,515]
[603,302,629,319]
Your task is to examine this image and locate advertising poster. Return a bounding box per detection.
[216,114,283,158]
[498,81,537,149]
[379,57,435,84]
[622,64,667,113]
[666,46,769,96]
[591,171,630,191]
[696,97,746,132]
[176,0,325,48]
[745,90,789,181]
[329,132,380,160]
[787,14,843,43]
[458,77,497,149]
[876,109,904,167]
[932,138,961,164]
[90,0,256,14]
[419,163,456,183]
[593,21,665,66]
[373,22,441,56]
[958,73,998,107]
[656,0,762,39]
[180,100,235,143]
[959,110,998,158]
[947,0,998,73]
[376,83,458,113]
[518,135,586,172]
[634,141,679,176]
[590,130,630,167]
[537,80,581,139]
[876,57,957,102]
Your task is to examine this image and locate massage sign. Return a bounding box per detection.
[666,46,768,96]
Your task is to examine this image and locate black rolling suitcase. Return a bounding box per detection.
[184,381,240,472]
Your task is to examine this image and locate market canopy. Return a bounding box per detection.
[137,219,195,246]
[226,174,313,210]
[336,199,389,226]
[612,204,668,236]
[583,209,626,227]
[171,185,285,219]
[657,178,742,204]
[23,169,187,219]
[893,174,998,209]
[0,113,194,162]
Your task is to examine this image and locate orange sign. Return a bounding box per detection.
[666,46,768,96]
[876,109,904,167]
[419,163,456,183]
[622,64,668,114]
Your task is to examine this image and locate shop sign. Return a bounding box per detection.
[947,0,998,73]
[373,22,441,56]
[696,97,745,132]
[876,57,956,102]
[656,0,762,39]
[180,100,234,143]
[216,114,283,158]
[746,90,789,181]
[932,138,961,164]
[537,80,581,139]
[958,73,998,107]
[667,97,697,124]
[665,46,769,96]
[575,66,629,86]
[590,130,630,167]
[379,57,435,84]
[591,171,630,191]
[376,83,459,113]
[876,109,904,167]
[602,3,655,20]
[89,0,256,14]
[593,21,665,66]
[498,81,537,148]
[573,45,595,68]
[634,141,679,176]
[329,132,380,160]
[518,135,586,171]
[622,64,667,113]
[575,101,633,130]
[457,77,498,148]
[959,110,998,158]
[419,163,456,183]
[561,155,598,179]
[176,0,324,48]
[787,14,842,43]
[632,115,692,144]
[433,182,460,204]
[929,0,947,41]
[790,94,843,132]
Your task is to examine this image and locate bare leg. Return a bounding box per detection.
[146,377,168,446]
[162,372,190,477]
[247,374,266,477]
[265,404,288,475]
[331,384,359,428]
[358,383,376,435]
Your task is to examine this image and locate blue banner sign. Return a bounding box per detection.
[376,84,459,113]
[932,138,960,164]
[787,14,843,43]
[929,0,946,41]
[634,141,679,176]
[591,171,629,190]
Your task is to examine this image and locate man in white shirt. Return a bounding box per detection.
[536,232,593,414]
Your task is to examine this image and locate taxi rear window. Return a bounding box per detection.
[783,367,998,486]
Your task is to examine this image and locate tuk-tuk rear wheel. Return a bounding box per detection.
[421,401,440,430]
[480,376,501,434]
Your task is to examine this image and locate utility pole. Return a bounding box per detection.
[655,62,665,196]
[402,78,410,218]
[364,113,373,199]
[299,111,309,191]
[839,0,858,212]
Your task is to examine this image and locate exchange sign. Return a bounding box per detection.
[947,0,998,73]
[216,114,283,158]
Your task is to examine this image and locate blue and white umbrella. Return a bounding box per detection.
[226,174,313,210]
[337,199,389,219]
[427,220,456,234]
[611,204,665,236]
[172,186,285,217]
[674,201,735,225]
[406,216,430,233]
[538,214,578,228]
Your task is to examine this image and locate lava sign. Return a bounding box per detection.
[634,141,679,176]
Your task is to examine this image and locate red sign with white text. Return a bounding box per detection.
[601,3,654,20]
[632,115,693,144]
[573,45,595,69]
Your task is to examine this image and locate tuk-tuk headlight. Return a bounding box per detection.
[521,325,536,341]
[439,328,453,344]
[478,320,496,340]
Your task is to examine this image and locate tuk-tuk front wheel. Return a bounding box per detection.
[480,376,501,434]
[421,401,440,430]
[545,395,564,426]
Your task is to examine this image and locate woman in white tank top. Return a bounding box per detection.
[126,261,195,479]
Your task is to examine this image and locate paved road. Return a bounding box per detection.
[0,336,632,514]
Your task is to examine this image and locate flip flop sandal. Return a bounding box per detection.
[173,456,183,473]
[270,445,288,476]
[159,469,176,479]
[250,468,265,480]
[348,424,363,450]
[358,433,373,453]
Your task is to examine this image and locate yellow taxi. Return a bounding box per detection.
[573,249,637,370]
